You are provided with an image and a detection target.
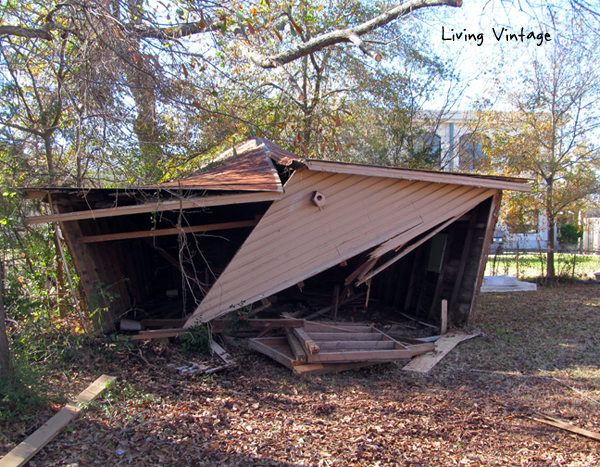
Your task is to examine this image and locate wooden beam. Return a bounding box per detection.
[449,206,479,316]
[285,328,308,363]
[77,219,259,244]
[0,375,116,467]
[402,330,480,373]
[468,192,502,324]
[211,341,236,367]
[358,214,462,286]
[131,328,187,340]
[306,348,412,363]
[440,299,448,334]
[248,338,298,369]
[27,192,282,225]
[533,414,600,442]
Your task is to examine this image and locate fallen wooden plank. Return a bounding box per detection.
[285,328,308,363]
[306,348,412,364]
[307,332,382,342]
[303,322,373,333]
[402,330,480,373]
[533,414,600,442]
[407,342,436,356]
[212,318,305,330]
[140,318,186,328]
[317,340,396,351]
[0,375,116,467]
[211,341,236,367]
[130,328,187,340]
[248,338,298,369]
[293,327,321,354]
[293,362,379,376]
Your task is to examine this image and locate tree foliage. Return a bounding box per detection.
[482,41,600,277]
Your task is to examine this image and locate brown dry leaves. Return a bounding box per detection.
[2,285,600,466]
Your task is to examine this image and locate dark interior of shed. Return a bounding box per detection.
[55,188,492,332]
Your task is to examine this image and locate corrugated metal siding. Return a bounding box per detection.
[184,169,497,326]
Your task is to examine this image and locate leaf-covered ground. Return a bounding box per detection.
[2,284,600,466]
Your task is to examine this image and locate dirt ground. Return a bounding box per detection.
[2,284,600,466]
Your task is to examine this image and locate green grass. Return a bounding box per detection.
[485,252,600,281]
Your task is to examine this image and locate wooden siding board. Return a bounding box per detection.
[184,171,501,326]
[304,160,531,192]
[191,185,486,304]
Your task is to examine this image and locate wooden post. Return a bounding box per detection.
[440,299,448,334]
[331,285,340,320]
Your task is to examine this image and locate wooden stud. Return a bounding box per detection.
[441,299,448,335]
[285,328,308,363]
[0,375,116,467]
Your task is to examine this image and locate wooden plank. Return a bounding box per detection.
[408,342,436,356]
[248,338,297,369]
[303,293,366,320]
[402,330,480,373]
[533,414,600,442]
[306,348,412,363]
[358,213,463,285]
[211,318,305,329]
[26,192,282,225]
[449,205,479,316]
[302,159,531,192]
[308,332,382,342]
[467,192,502,324]
[317,340,396,351]
[303,322,373,333]
[140,318,186,328]
[211,341,236,367]
[0,375,116,467]
[131,328,187,340]
[78,219,258,243]
[293,327,321,355]
[285,328,308,363]
[440,299,448,334]
[293,362,379,375]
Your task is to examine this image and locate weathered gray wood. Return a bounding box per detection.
[285,328,308,363]
[306,348,412,363]
[308,332,382,342]
[248,338,297,369]
[441,299,448,334]
[402,331,480,373]
[533,414,600,442]
[317,340,396,351]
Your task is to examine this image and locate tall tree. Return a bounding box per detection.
[482,41,600,278]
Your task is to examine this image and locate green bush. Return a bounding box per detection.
[558,223,583,246]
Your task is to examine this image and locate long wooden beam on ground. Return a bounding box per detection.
[77,219,259,243]
[402,331,480,373]
[0,375,116,467]
[26,191,282,225]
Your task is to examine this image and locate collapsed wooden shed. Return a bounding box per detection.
[24,138,530,333]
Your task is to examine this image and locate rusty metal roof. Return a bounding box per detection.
[159,138,300,192]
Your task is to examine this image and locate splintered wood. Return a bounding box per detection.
[248,320,434,375]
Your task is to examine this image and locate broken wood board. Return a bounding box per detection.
[533,414,600,442]
[211,341,236,367]
[0,375,116,467]
[402,330,480,373]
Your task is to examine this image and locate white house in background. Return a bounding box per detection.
[419,110,489,171]
[422,110,556,251]
[583,218,600,252]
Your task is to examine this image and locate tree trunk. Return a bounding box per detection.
[0,258,12,383]
[546,214,556,278]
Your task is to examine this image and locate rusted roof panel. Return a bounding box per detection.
[160,140,290,192]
